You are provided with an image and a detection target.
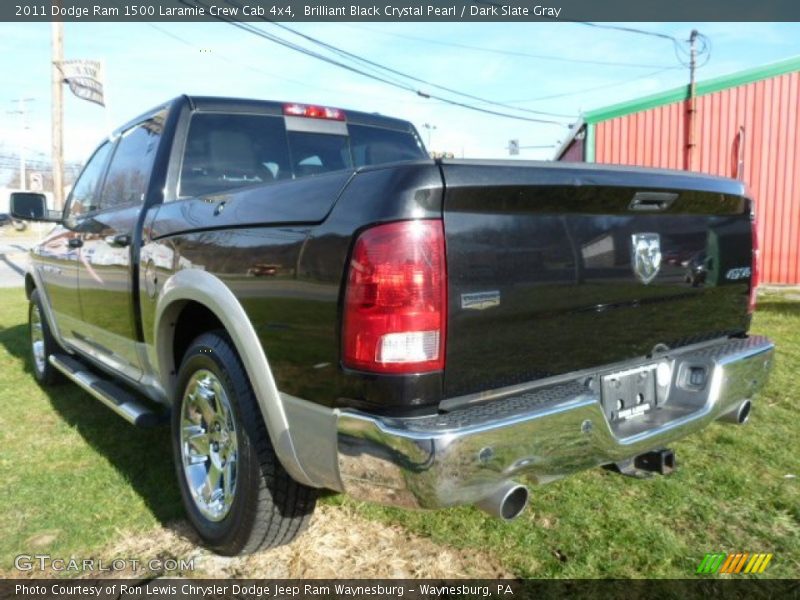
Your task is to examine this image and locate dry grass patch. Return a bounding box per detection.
[7,505,511,579]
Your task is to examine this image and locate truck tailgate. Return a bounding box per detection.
[440,160,754,398]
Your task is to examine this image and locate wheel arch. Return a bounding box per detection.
[25,268,68,351]
[154,269,315,487]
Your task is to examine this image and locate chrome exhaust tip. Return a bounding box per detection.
[719,399,752,425]
[475,482,529,521]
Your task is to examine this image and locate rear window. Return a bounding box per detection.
[286,131,350,178]
[179,113,292,198]
[179,113,426,198]
[348,124,427,167]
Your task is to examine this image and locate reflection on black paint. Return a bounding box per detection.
[442,179,752,398]
[139,161,754,412]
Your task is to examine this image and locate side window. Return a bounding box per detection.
[65,142,113,220]
[98,112,165,211]
[179,113,291,198]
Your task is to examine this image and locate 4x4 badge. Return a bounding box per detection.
[631,233,661,284]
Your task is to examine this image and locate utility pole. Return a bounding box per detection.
[52,19,64,209]
[100,59,111,135]
[8,98,34,191]
[686,29,698,172]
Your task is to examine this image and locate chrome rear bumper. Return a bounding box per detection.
[336,336,774,510]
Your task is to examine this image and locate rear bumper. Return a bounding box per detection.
[336,335,774,509]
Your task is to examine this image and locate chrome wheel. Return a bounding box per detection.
[30,304,46,375]
[179,369,239,522]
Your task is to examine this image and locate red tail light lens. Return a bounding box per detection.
[749,213,760,314]
[342,220,447,374]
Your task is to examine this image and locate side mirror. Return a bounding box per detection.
[9,192,61,223]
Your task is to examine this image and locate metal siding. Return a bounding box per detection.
[593,71,800,284]
[785,73,799,282]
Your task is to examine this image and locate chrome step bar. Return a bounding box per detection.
[49,354,163,427]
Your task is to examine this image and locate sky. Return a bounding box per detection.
[0,20,799,177]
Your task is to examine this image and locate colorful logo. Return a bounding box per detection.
[696,552,773,574]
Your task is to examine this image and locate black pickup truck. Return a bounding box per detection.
[13,95,773,556]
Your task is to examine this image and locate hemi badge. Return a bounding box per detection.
[461,291,501,310]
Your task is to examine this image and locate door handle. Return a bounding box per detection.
[105,234,131,248]
[67,238,83,249]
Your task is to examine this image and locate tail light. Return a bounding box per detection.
[342,220,447,374]
[749,212,760,314]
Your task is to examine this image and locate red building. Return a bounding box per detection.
[557,56,800,285]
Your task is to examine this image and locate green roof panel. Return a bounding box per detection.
[584,55,800,124]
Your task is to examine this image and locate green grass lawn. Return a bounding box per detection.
[0,286,797,578]
[0,288,183,570]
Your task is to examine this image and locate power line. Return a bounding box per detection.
[144,23,347,95]
[466,5,711,71]
[270,19,680,111]
[573,22,678,42]
[142,22,429,107]
[183,0,570,126]
[438,2,711,73]
[574,22,712,69]
[222,0,576,120]
[0,157,53,167]
[341,24,677,70]
[162,6,427,100]
[0,154,81,166]
[497,67,679,103]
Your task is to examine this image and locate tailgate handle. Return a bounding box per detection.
[629,192,678,212]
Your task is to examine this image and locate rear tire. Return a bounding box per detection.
[172,331,316,556]
[28,289,63,386]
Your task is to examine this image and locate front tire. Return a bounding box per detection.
[172,331,316,556]
[29,289,63,385]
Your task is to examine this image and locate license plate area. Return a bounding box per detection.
[601,364,658,424]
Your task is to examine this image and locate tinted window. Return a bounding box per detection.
[287,131,350,177]
[99,112,165,211]
[178,113,428,198]
[348,124,426,167]
[65,142,113,219]
[285,126,425,175]
[180,113,291,198]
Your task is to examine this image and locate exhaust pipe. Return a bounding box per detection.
[719,399,752,425]
[475,482,529,521]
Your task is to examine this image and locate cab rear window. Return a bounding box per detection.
[348,124,427,167]
[178,113,426,198]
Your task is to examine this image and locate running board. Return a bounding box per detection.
[49,354,164,428]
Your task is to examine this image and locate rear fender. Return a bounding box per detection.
[154,268,315,487]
